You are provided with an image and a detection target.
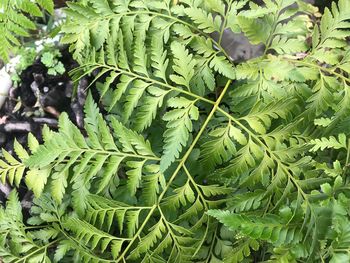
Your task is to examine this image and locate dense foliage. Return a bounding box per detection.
[0,0,54,62]
[1,0,350,262]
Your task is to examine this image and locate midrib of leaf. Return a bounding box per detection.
[158,208,182,251]
[204,225,219,263]
[51,146,160,161]
[343,138,350,176]
[182,164,211,256]
[80,63,216,105]
[1,163,25,172]
[90,206,152,213]
[116,79,232,262]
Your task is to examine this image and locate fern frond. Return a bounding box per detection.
[309,134,347,152]
[170,42,197,91]
[184,7,221,34]
[200,123,245,171]
[0,191,58,262]
[312,0,350,51]
[208,210,302,245]
[0,0,54,62]
[227,190,266,212]
[62,0,244,174]
[63,218,126,259]
[1,1,349,262]
[85,194,148,234]
[223,238,260,263]
[128,220,166,260]
[0,148,26,187]
[13,93,158,203]
[161,97,199,171]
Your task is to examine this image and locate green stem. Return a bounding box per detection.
[116,205,157,262]
[263,6,281,55]
[204,226,219,263]
[182,164,211,257]
[183,164,208,210]
[87,63,216,105]
[158,207,182,248]
[158,79,232,202]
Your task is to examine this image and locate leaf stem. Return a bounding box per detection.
[81,63,216,105]
[158,79,232,201]
[116,205,157,262]
[183,164,208,210]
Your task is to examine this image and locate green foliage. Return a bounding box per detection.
[12,44,66,87]
[0,0,54,62]
[1,0,350,262]
[41,51,65,76]
[0,191,57,262]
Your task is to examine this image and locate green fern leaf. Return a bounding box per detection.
[310,134,347,152]
[224,238,260,263]
[25,168,51,197]
[0,0,54,62]
[64,217,125,259]
[126,160,146,196]
[170,42,197,90]
[133,86,168,131]
[36,0,54,14]
[209,56,236,79]
[200,125,237,171]
[160,97,199,171]
[0,1,346,262]
[184,7,221,33]
[151,36,169,83]
[128,220,166,260]
[208,210,302,245]
[0,149,25,186]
